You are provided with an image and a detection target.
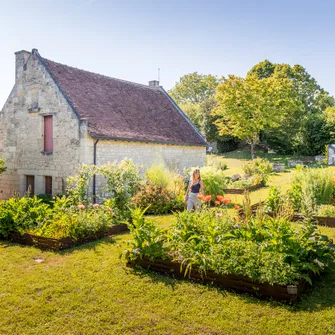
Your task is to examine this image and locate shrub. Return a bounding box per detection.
[145,164,170,188]
[99,159,142,221]
[66,160,142,221]
[37,194,54,206]
[132,164,186,215]
[242,158,272,185]
[66,164,97,205]
[30,197,116,240]
[317,205,335,218]
[0,195,49,237]
[200,166,227,200]
[131,182,184,215]
[289,167,335,212]
[206,156,227,171]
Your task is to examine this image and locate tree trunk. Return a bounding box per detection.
[250,143,255,160]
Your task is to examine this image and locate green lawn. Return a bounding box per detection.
[2,152,335,334]
[1,223,335,335]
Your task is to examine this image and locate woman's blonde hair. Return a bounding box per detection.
[192,169,201,181]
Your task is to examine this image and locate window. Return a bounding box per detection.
[45,176,52,195]
[44,115,53,153]
[26,175,35,196]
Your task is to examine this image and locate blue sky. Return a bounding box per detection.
[1,0,335,108]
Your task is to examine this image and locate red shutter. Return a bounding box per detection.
[44,116,53,153]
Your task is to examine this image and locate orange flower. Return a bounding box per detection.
[78,204,85,210]
[222,197,232,204]
[204,195,212,202]
[107,207,112,212]
[234,204,241,210]
[196,194,204,200]
[214,200,220,206]
[217,195,224,202]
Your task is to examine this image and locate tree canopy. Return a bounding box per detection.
[168,72,220,104]
[248,60,335,154]
[213,74,302,158]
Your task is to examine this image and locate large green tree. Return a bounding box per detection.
[169,72,219,104]
[213,75,302,158]
[169,72,239,151]
[248,61,335,154]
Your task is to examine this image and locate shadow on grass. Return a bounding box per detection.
[125,264,178,290]
[0,233,126,254]
[216,148,311,165]
[292,266,335,312]
[126,261,335,312]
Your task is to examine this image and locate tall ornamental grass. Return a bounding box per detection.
[290,166,335,211]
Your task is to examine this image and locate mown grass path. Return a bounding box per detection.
[1,223,335,335]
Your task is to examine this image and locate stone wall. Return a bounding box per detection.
[0,51,81,199]
[81,138,205,169]
[0,50,206,200]
[79,137,206,192]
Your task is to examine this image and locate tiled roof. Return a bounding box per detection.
[41,56,206,146]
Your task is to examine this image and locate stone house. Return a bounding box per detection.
[0,49,206,200]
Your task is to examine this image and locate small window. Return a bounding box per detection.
[26,175,35,196]
[44,115,53,153]
[45,176,52,195]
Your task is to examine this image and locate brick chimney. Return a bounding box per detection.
[149,80,160,87]
[15,50,31,84]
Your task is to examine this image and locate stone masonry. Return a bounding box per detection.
[0,50,206,199]
[0,50,81,199]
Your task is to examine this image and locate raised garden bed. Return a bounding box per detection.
[7,223,129,250]
[240,202,335,228]
[127,257,309,301]
[223,183,264,194]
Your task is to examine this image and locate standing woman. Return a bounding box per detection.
[184,169,203,211]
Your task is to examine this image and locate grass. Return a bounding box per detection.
[2,151,335,334]
[1,223,335,335]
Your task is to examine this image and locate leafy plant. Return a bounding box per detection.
[200,166,227,200]
[99,159,142,221]
[30,197,116,240]
[0,195,49,237]
[123,207,335,286]
[289,167,335,212]
[122,207,168,262]
[66,164,97,205]
[317,204,335,218]
[131,182,184,215]
[241,158,272,185]
[206,156,227,171]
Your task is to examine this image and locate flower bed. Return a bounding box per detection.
[7,224,128,250]
[244,202,335,228]
[122,207,335,301]
[127,257,309,301]
[223,183,264,194]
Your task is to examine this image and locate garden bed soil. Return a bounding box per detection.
[240,202,335,228]
[127,257,308,301]
[8,223,129,250]
[223,183,264,194]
